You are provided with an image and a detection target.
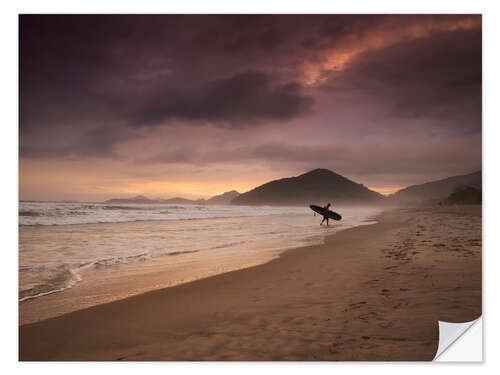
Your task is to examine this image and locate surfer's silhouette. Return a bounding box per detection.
[320,203,332,226]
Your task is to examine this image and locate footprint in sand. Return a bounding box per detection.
[329,337,357,354]
[392,299,409,309]
[378,321,393,329]
[380,288,392,297]
[359,342,376,349]
[329,344,342,354]
[343,301,367,312]
[358,311,380,322]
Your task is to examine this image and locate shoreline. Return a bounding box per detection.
[19,206,481,361]
[19,210,381,325]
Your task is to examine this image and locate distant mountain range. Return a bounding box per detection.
[231,169,385,206]
[388,171,481,204]
[205,190,240,205]
[103,190,240,205]
[102,169,482,207]
[104,195,153,204]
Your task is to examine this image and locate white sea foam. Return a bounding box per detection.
[19,201,309,226]
[19,202,382,302]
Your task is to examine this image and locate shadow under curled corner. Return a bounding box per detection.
[433,316,482,361]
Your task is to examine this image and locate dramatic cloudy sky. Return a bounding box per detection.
[19,14,482,201]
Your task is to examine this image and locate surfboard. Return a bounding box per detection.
[310,205,342,221]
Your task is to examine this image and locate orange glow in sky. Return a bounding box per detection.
[19,157,274,201]
[368,186,406,196]
[19,15,482,202]
[302,16,481,86]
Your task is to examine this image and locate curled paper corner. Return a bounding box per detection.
[433,316,482,361]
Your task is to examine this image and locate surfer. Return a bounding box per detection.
[320,203,332,226]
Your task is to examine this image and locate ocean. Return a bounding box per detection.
[19,201,381,321]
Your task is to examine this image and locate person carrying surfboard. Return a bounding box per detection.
[320,203,332,226]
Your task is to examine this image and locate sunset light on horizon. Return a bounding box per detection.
[20,15,481,202]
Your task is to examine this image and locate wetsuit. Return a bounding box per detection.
[321,205,330,226]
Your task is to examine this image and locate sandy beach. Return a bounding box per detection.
[19,206,481,361]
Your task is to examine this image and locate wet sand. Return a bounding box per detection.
[19,206,481,361]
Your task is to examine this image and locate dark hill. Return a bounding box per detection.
[231,169,384,206]
[389,171,481,204]
[444,186,482,205]
[207,190,240,205]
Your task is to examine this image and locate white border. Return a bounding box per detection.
[4,0,499,373]
[7,0,491,14]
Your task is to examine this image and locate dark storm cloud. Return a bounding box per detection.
[323,26,482,133]
[19,14,481,162]
[134,71,314,126]
[19,15,323,156]
[20,122,138,158]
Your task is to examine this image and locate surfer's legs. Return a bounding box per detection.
[321,216,327,225]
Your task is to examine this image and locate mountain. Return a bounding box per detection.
[231,169,384,206]
[162,191,240,205]
[104,195,153,204]
[103,191,239,205]
[102,171,482,207]
[389,171,481,204]
[206,190,240,205]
